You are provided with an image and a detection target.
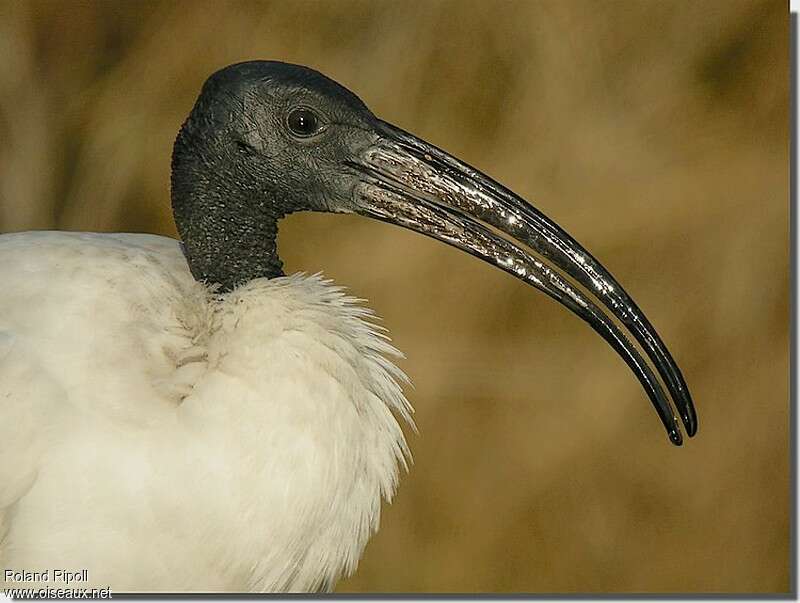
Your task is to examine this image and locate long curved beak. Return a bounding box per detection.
[347,120,696,445]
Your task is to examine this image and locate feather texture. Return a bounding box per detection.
[0,231,413,592]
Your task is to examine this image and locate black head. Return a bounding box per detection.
[170,60,697,445]
[171,60,379,289]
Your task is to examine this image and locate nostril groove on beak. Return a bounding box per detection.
[353,126,695,445]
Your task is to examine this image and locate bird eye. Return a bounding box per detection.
[287,108,321,138]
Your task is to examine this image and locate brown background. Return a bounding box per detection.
[0,0,789,593]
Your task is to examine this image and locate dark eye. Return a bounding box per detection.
[287,108,321,137]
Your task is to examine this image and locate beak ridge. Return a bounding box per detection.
[347,119,695,445]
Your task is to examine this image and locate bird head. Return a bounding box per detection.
[171,60,696,445]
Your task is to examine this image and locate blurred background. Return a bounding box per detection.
[0,0,789,594]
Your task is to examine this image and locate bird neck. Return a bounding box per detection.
[170,133,285,293]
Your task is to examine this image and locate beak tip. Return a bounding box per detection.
[668,428,683,446]
[682,409,698,438]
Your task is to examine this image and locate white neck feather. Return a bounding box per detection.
[0,232,414,593]
[174,273,415,591]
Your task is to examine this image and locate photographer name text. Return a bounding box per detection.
[4,569,88,585]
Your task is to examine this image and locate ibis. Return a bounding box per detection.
[0,61,697,592]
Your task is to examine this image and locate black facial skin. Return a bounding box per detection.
[170,60,696,445]
[171,61,378,290]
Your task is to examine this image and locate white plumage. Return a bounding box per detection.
[0,60,696,593]
[0,232,412,592]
